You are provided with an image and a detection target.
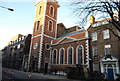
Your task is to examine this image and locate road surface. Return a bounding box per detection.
[2,68,78,81]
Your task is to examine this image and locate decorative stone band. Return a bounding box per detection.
[85,40,89,68]
[38,0,47,70]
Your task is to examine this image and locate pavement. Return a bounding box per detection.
[32,72,67,79]
[2,68,80,81]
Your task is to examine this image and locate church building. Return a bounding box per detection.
[50,24,89,75]
[2,0,120,80]
[28,0,90,74]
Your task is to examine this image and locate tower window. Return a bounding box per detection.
[48,21,53,31]
[36,21,40,31]
[39,6,42,15]
[50,6,54,16]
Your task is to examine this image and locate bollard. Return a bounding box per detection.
[27,72,32,79]
[11,72,13,75]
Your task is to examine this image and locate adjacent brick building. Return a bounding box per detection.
[2,34,31,71]
[88,16,120,79]
[2,0,120,80]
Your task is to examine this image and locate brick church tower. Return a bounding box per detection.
[28,0,59,72]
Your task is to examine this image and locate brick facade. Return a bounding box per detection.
[2,34,31,71]
[28,0,59,72]
[88,17,120,79]
[49,25,89,74]
[2,0,120,79]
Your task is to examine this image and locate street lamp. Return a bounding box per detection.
[0,6,14,11]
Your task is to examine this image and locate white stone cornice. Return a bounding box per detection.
[52,37,89,46]
[43,34,55,39]
[32,34,55,39]
[34,15,45,21]
[56,37,77,44]
[32,34,42,39]
[46,15,57,22]
[35,0,45,6]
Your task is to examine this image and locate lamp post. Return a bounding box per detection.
[0,6,14,11]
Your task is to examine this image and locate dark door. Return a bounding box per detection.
[32,60,35,70]
[32,60,38,72]
[45,63,48,73]
[107,68,114,80]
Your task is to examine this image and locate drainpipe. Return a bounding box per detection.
[22,55,25,71]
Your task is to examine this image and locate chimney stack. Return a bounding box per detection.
[90,15,95,25]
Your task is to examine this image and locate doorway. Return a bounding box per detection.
[107,67,114,80]
[32,60,37,72]
[100,56,119,80]
[44,63,48,73]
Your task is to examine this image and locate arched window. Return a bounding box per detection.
[50,6,54,16]
[36,21,40,31]
[59,48,64,64]
[76,46,84,64]
[48,21,53,31]
[39,6,42,15]
[68,47,73,64]
[52,49,57,64]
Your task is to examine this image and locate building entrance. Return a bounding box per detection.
[100,56,119,80]
[32,60,38,72]
[44,63,48,73]
[107,67,114,79]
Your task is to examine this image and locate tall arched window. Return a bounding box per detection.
[76,46,84,64]
[36,21,40,31]
[68,47,73,64]
[52,49,57,64]
[50,6,54,16]
[39,6,42,15]
[48,21,53,31]
[59,48,64,64]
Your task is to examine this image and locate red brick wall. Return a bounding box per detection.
[44,16,56,37]
[57,23,66,36]
[31,36,41,57]
[46,2,58,20]
[50,39,88,70]
[88,23,120,72]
